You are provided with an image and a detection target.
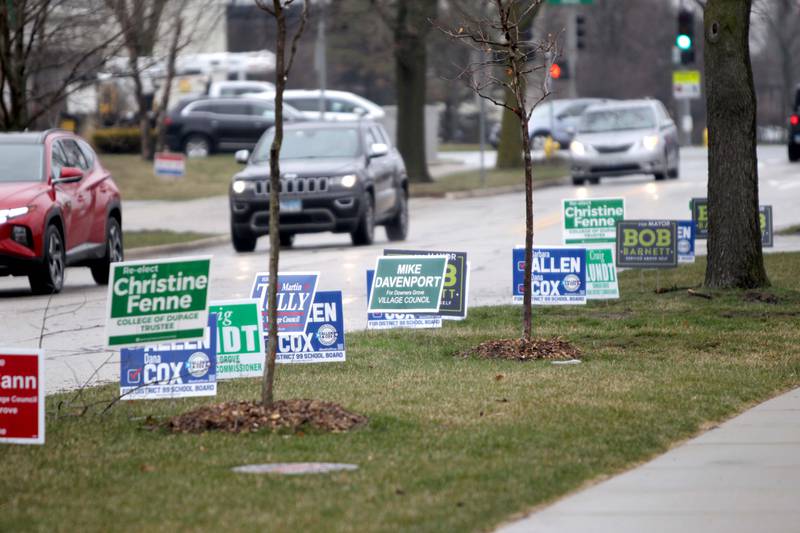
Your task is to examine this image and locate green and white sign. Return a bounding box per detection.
[563,198,625,244]
[209,299,265,379]
[368,255,448,313]
[760,205,774,248]
[106,256,211,348]
[586,246,619,299]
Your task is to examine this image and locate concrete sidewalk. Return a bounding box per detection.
[497,387,800,533]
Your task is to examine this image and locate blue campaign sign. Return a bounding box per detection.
[251,271,318,334]
[677,220,695,263]
[366,270,442,329]
[276,291,346,363]
[120,315,217,400]
[513,247,588,305]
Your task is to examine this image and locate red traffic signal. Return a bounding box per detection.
[550,63,562,80]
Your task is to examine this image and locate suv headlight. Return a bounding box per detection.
[570,140,586,156]
[0,207,29,225]
[331,174,358,188]
[231,180,250,194]
[642,135,660,151]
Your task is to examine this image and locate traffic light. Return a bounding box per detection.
[677,9,695,65]
[549,61,569,80]
[550,62,562,80]
[576,15,586,50]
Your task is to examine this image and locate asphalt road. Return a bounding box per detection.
[2,146,798,393]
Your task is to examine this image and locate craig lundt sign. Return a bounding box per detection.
[513,247,588,305]
[368,255,448,313]
[0,349,45,445]
[209,300,265,379]
[106,256,211,348]
[562,198,625,244]
[616,220,678,268]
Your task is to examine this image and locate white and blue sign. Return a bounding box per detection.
[366,270,442,329]
[677,221,696,263]
[513,247,588,305]
[120,315,217,400]
[153,152,186,177]
[277,291,346,363]
[251,271,318,335]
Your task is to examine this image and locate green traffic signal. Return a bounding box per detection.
[676,34,692,50]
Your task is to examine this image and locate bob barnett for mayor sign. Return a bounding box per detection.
[616,220,678,268]
[368,256,448,313]
[106,257,211,348]
[563,198,625,244]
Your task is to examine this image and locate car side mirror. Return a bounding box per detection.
[54,166,83,184]
[368,142,389,159]
[235,149,250,164]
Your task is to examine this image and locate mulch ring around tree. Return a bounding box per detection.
[460,337,581,362]
[167,399,368,434]
[743,290,780,304]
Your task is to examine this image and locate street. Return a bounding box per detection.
[1,145,798,393]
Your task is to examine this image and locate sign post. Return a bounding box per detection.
[0,349,45,445]
[106,257,211,348]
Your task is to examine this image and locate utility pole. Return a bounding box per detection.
[565,11,577,98]
[314,0,329,120]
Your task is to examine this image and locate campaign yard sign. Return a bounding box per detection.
[690,198,709,239]
[368,256,448,313]
[120,316,217,400]
[366,270,443,329]
[585,246,619,299]
[277,291,346,363]
[760,205,774,248]
[250,272,318,334]
[106,256,211,348]
[154,152,186,177]
[562,198,625,244]
[616,220,678,268]
[0,349,45,445]
[209,300,265,379]
[677,221,696,263]
[513,247,588,305]
[385,249,469,319]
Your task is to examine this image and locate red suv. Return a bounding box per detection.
[0,130,123,294]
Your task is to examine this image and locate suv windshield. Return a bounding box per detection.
[579,107,656,133]
[253,128,361,161]
[0,145,43,182]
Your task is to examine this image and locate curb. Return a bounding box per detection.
[126,234,229,259]
[411,176,569,200]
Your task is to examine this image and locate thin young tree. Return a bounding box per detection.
[703,0,769,288]
[439,0,555,341]
[255,0,309,407]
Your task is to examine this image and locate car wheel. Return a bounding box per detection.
[654,172,667,181]
[790,144,800,162]
[90,217,123,285]
[231,223,257,252]
[571,176,585,186]
[589,177,600,185]
[184,134,211,158]
[385,189,409,242]
[351,194,375,246]
[29,225,65,295]
[279,232,294,248]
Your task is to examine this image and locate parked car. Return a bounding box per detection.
[164,96,305,157]
[569,99,680,185]
[789,84,800,162]
[0,130,123,294]
[207,80,276,97]
[248,89,385,122]
[229,121,408,250]
[489,98,610,149]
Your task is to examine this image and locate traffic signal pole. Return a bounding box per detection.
[565,12,577,98]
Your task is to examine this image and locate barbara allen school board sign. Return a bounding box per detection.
[0,349,45,445]
[276,291,346,364]
[513,247,588,305]
[106,256,211,348]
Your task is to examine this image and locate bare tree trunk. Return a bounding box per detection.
[496,93,524,169]
[703,0,769,288]
[155,16,182,152]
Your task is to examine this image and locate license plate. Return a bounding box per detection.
[279,199,302,213]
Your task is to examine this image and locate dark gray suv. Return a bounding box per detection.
[228,121,409,249]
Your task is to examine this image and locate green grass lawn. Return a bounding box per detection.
[2,254,800,532]
[125,230,218,249]
[103,154,240,201]
[412,162,567,196]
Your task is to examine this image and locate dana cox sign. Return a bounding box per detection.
[677,221,696,263]
[209,300,265,379]
[562,198,625,244]
[616,220,678,268]
[106,256,211,348]
[513,247,588,305]
[277,291,346,364]
[120,315,217,400]
[368,256,448,313]
[0,349,45,445]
